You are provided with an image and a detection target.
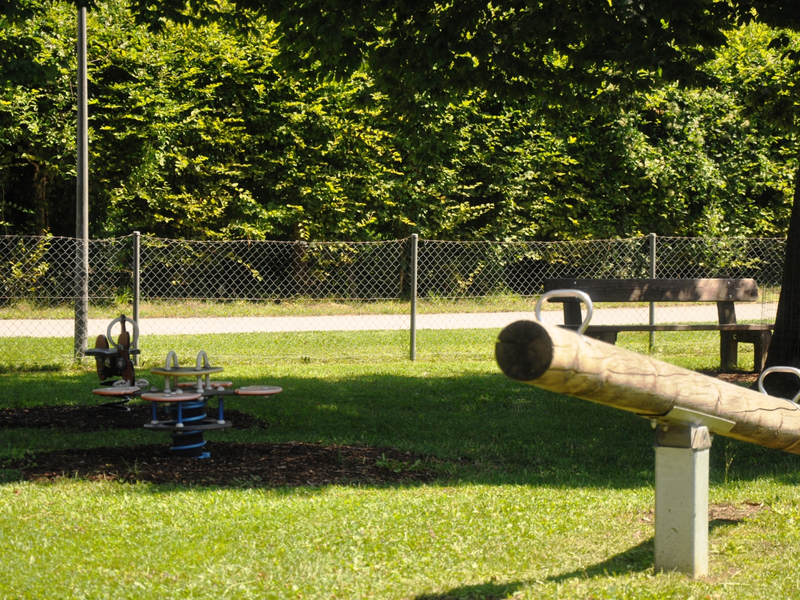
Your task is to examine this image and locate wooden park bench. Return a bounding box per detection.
[543,278,774,372]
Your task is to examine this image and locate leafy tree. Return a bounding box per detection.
[713,21,800,384]
[87,3,273,239]
[1,0,797,243]
[212,0,800,381]
[0,2,77,234]
[176,0,797,242]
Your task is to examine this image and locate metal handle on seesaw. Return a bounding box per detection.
[535,289,594,335]
[758,366,800,404]
[106,315,140,350]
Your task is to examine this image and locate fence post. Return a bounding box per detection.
[410,234,419,361]
[649,233,657,352]
[73,6,89,362]
[132,231,141,365]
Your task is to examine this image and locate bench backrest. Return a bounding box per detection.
[543,278,759,303]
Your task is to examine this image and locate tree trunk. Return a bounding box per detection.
[764,165,800,397]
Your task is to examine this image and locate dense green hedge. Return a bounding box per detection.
[0,2,797,241]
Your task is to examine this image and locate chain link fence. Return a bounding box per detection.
[0,234,785,369]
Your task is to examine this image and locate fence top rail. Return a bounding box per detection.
[141,237,411,247]
[0,234,789,245]
[0,234,137,242]
[420,236,787,245]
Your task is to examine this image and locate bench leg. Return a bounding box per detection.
[753,330,772,373]
[564,301,584,329]
[592,331,618,345]
[721,330,772,373]
[720,331,738,372]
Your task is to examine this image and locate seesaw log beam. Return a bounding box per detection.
[495,319,800,455]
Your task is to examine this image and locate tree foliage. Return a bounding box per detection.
[0,3,77,235]
[79,0,795,103]
[0,1,798,242]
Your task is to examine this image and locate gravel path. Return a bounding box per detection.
[0,303,777,338]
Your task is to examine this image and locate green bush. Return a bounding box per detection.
[0,3,797,241]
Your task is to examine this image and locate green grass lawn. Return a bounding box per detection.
[1,331,798,598]
[0,295,771,320]
[0,326,750,372]
[0,296,549,320]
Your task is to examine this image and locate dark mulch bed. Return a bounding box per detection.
[639,501,768,525]
[0,404,268,431]
[703,371,759,386]
[1,404,435,487]
[5,441,435,487]
[2,371,754,488]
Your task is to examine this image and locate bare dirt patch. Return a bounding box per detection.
[1,405,435,487]
[709,501,768,523]
[6,441,434,487]
[1,371,756,488]
[640,502,767,526]
[700,371,759,386]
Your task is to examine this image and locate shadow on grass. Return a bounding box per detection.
[409,515,750,599]
[548,538,654,582]
[0,363,65,374]
[202,372,659,489]
[548,517,748,583]
[3,367,800,489]
[414,580,522,600]
[233,372,800,488]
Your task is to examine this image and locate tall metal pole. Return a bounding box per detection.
[74,6,89,360]
[409,234,419,361]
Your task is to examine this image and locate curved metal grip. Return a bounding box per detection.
[196,350,211,370]
[106,316,140,350]
[535,289,594,335]
[758,366,800,404]
[161,350,180,393]
[163,350,180,371]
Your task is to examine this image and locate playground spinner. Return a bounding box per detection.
[86,316,281,458]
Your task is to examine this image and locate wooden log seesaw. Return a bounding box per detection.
[495,290,800,578]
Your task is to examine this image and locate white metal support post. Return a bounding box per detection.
[654,423,711,577]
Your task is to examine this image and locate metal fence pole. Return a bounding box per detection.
[132,231,141,365]
[73,6,89,361]
[649,232,657,351]
[410,234,419,361]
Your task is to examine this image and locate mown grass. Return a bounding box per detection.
[8,480,800,599]
[0,326,750,373]
[0,296,549,320]
[1,331,797,599]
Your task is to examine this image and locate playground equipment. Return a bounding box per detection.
[495,290,800,577]
[85,315,140,409]
[87,316,282,458]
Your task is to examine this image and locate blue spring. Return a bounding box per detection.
[169,437,207,452]
[168,399,209,457]
[170,429,208,457]
[166,399,207,426]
